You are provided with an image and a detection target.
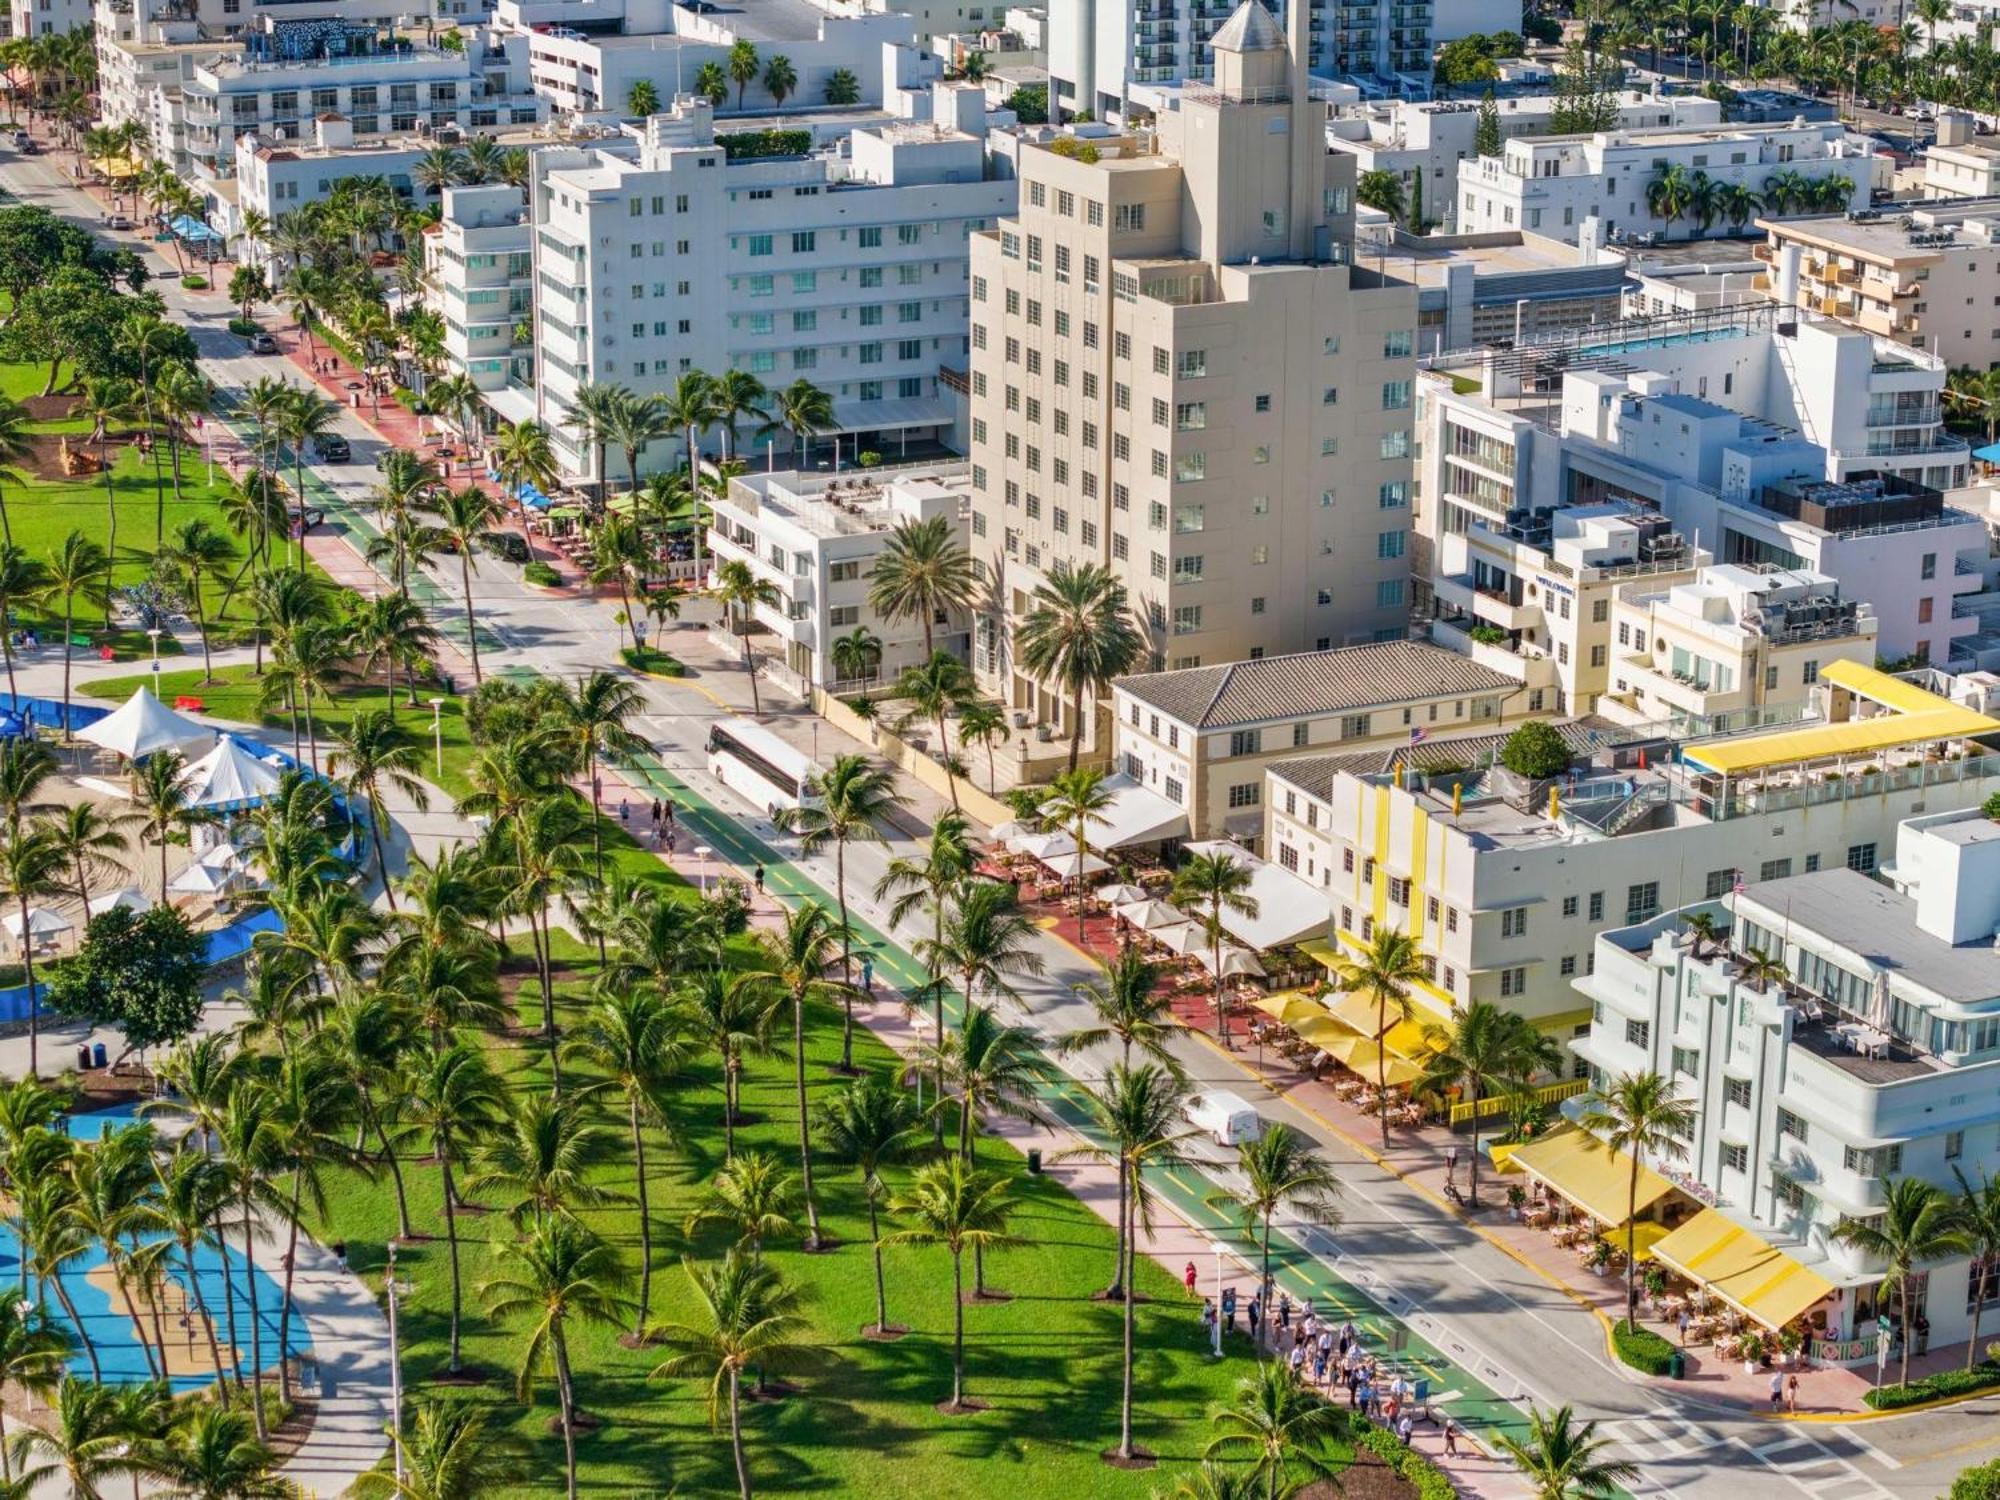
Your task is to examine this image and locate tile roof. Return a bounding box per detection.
[1116,641,1516,730]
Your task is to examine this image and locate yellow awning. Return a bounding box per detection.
[1327,988,1394,1037]
[89,153,143,178]
[1324,1034,1384,1069]
[1649,1209,1834,1332]
[1256,993,1331,1028]
[1682,658,2000,775]
[1293,1015,1354,1049]
[1299,937,1342,970]
[1383,1018,1440,1058]
[1490,1124,1573,1175]
[1602,1220,1674,1264]
[1510,1130,1677,1226]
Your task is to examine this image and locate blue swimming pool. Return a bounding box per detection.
[13,1104,310,1389]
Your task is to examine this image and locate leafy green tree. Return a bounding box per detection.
[816,1074,920,1335]
[1475,88,1502,156]
[626,79,661,116]
[1500,719,1573,778]
[1203,1361,1350,1499]
[1832,1177,1971,1388]
[727,39,761,110]
[1420,1001,1560,1206]
[1327,929,1427,1148]
[1004,83,1048,122]
[1017,560,1144,770]
[352,1397,526,1500]
[45,904,206,1059]
[884,1158,1021,1412]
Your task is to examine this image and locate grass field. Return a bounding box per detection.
[305,925,1280,1499]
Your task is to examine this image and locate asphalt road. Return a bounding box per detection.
[2,142,1995,1498]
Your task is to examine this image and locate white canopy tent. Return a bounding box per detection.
[1007,830,1111,879]
[1153,922,1210,956]
[1051,774,1191,851]
[1116,898,1188,932]
[1198,945,1267,979]
[85,887,151,919]
[2,907,70,948]
[1183,840,1335,951]
[1096,882,1148,906]
[179,738,284,812]
[76,687,213,762]
[168,861,245,897]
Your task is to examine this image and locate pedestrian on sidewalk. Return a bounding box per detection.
[1786,1372,1799,1412]
[1200,1299,1215,1345]
[664,796,676,826]
[861,958,874,994]
[1769,1371,1784,1411]
[1183,1261,1198,1297]
[1221,1285,1237,1334]
[1396,1413,1415,1446]
[755,864,766,894]
[1290,1343,1306,1379]
[1277,1292,1291,1332]
[619,798,630,826]
[1678,1307,1691,1345]
[1246,1295,1261,1344]
[651,798,662,831]
[1443,1418,1459,1458]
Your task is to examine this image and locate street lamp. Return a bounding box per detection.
[428,698,445,779]
[1210,1238,1226,1359]
[385,1240,415,1485]
[146,627,161,676]
[695,844,713,894]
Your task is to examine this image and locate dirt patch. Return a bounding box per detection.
[963,1288,1014,1305]
[1301,1446,1418,1500]
[1100,1446,1157,1470]
[16,431,152,484]
[261,1387,319,1467]
[934,1397,989,1416]
[424,1366,492,1389]
[859,1323,909,1342]
[22,395,74,424]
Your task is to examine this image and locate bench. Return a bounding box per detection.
[173,696,204,712]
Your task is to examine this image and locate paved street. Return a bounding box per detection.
[0,141,1993,1498]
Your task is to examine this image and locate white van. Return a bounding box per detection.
[1185,1090,1264,1147]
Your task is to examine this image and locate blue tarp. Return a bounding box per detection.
[0,692,108,735]
[517,481,553,510]
[1975,442,2000,466]
[168,213,221,243]
[201,908,283,968]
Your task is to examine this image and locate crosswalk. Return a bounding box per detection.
[1597,1406,1900,1500]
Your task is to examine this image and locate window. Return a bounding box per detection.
[1722,1143,1748,1173]
[1177,349,1207,379]
[1227,783,1260,809]
[1704,869,1735,901]
[1625,1019,1650,1049]
[1384,329,1413,358]
[1229,729,1261,756]
[1725,1078,1752,1108]
[1378,532,1405,559]
[1589,892,1604,923]
[1172,605,1202,635]
[1671,1046,1699,1076]
[1847,843,1878,874]
[1500,967,1526,998]
[1164,776,1184,804]
[747,234,773,256]
[791,231,815,253]
[1777,1108,1808,1143]
[1501,907,1528,938]
[1381,380,1412,410]
[1560,955,1577,977]
[1760,859,1792,882]
[828,605,860,627]
[1625,882,1660,924]
[1948,1130,1965,1161]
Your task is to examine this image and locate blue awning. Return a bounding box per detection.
[1974,442,2000,466]
[517,482,553,510]
[168,213,221,243]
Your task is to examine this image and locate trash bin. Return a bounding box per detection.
[92,1042,107,1069]
[76,1045,91,1070]
[1668,1350,1687,1380]
[1026,1148,1043,1175]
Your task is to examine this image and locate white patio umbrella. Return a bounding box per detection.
[1869,967,1892,1030]
[1096,882,1149,906]
[1116,898,1187,932]
[1199,945,1267,979]
[1,907,70,943]
[989,821,1026,841]
[1154,921,1210,956]
[179,737,284,812]
[195,842,245,871]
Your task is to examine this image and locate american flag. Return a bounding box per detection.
[1732,868,1746,895]
[1410,725,1427,744]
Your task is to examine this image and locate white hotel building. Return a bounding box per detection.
[525,86,1011,486]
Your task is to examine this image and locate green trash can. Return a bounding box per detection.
[1667,1350,1687,1380]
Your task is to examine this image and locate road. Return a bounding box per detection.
[1,143,1993,1498]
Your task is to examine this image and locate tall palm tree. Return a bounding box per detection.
[0,1297,66,1482]
[866,514,976,661]
[659,371,721,577]
[489,419,559,530]
[1061,1063,1193,1455]
[479,1213,633,1500]
[892,651,975,811]
[1213,1124,1341,1333]
[73,377,137,626]
[648,1251,817,1500]
[565,381,630,500]
[0,740,53,834]
[1039,765,1113,939]
[468,1088,628,1225]
[682,1150,801,1261]
[1420,1002,1560,1207]
[154,1405,295,1500]
[830,625,883,691]
[958,698,1007,792]
[433,485,504,684]
[41,530,107,734]
[815,1073,920,1335]
[1204,1360,1351,1500]
[278,388,339,567]
[128,749,213,897]
[1327,929,1427,1148]
[771,376,833,471]
[406,1041,506,1375]
[1578,1071,1697,1329]
[915,882,1046,1090]
[0,395,37,549]
[562,990,693,1336]
[8,1376,142,1499]
[1495,1404,1639,1500]
[545,670,647,889]
[352,1397,526,1500]
[601,389,674,498]
[213,1082,285,1439]
[155,519,235,683]
[1060,946,1181,1073]
[1953,1168,2000,1372]
[0,822,65,1077]
[713,558,781,714]
[876,810,975,1139]
[933,1000,1051,1169]
[686,970,773,1161]
[1171,850,1260,1051]
[1016,559,1145,770]
[884,1158,1020,1413]
[262,619,350,773]
[775,753,903,1067]
[1832,1177,1970,1388]
[733,902,851,1249]
[330,708,431,912]
[709,369,771,463]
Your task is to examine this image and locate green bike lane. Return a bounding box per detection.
[617,745,1536,1452]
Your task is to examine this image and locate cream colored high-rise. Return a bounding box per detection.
[966,0,1419,752]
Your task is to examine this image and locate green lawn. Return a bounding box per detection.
[307,926,1268,1499]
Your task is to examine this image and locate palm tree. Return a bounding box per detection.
[329,709,430,911]
[815,1073,920,1335]
[0,545,47,703]
[0,1298,66,1482]
[1040,765,1113,939]
[772,377,834,471]
[1214,1124,1341,1336]
[479,1213,633,1500]
[42,530,107,734]
[489,419,559,529]
[1420,1002,1559,1207]
[712,558,781,714]
[546,670,647,890]
[602,388,674,498]
[762,53,797,105]
[155,519,235,683]
[934,1000,1051,1171]
[1355,167,1407,223]
[916,883,1046,1103]
[893,650,976,811]
[1327,929,1427,1147]
[1953,1168,2000,1372]
[695,60,730,108]
[1153,1462,1272,1500]
[469,1088,628,1225]
[73,377,137,624]
[1062,945,1179,1071]
[0,823,64,1077]
[710,369,771,463]
[627,78,661,116]
[682,1150,801,1260]
[155,1398,294,1500]
[1171,850,1259,1050]
[867,515,976,661]
[0,395,37,551]
[1740,945,1789,992]
[830,625,883,691]
[687,970,773,1160]
[1061,1063,1193,1456]
[562,990,693,1335]
[1832,1177,1970,1388]
[1203,1360,1351,1500]
[824,67,861,105]
[648,1251,817,1500]
[1495,1404,1639,1500]
[733,902,851,1249]
[1646,162,1695,234]
[775,753,903,1066]
[352,1397,525,1500]
[128,749,213,897]
[1680,909,1725,959]
[958,699,1007,792]
[883,1158,1020,1413]
[659,371,721,574]
[407,1041,506,1375]
[876,811,975,1139]
[0,740,53,835]
[432,484,503,683]
[727,38,761,108]
[1578,1071,1697,1328]
[1017,560,1145,770]
[278,389,339,566]
[9,1376,142,1499]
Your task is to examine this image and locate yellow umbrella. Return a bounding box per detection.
[1293,1016,1354,1049]
[1383,1018,1439,1058]
[1601,1221,1673,1264]
[1256,994,1329,1028]
[1378,1056,1426,1089]
[1323,1034,1385,1070]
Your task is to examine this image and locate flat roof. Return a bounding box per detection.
[1681,659,2000,774]
[678,0,825,42]
[1738,868,2000,1006]
[1757,212,1974,262]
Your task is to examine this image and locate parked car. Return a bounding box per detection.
[311,433,351,462]
[104,214,132,231]
[481,531,530,564]
[1184,1090,1264,1148]
[247,332,278,354]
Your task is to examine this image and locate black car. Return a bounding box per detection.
[482,531,530,564]
[311,433,351,462]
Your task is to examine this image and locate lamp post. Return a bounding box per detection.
[695,844,713,893]
[1210,1238,1225,1359]
[146,627,161,677]
[386,1240,414,1485]
[428,697,445,779]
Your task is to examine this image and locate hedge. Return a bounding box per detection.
[718,128,812,160]
[179,275,209,290]
[619,645,687,678]
[1351,1417,1456,1500]
[1612,1319,1676,1376]
[1863,1361,2000,1411]
[1951,1456,2000,1500]
[523,561,563,588]
[227,317,262,337]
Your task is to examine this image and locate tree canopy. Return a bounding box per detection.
[46,905,208,1055]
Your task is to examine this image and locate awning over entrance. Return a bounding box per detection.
[1648,1210,1834,1332]
[1511,1130,1676,1227]
[1326,987,1393,1038]
[826,395,955,435]
[1601,1221,1674,1264]
[1044,773,1189,850]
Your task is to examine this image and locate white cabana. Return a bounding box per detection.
[75,687,212,762]
[1116,898,1188,932]
[85,887,150,918]
[1007,830,1110,878]
[1183,840,1336,951]
[1,907,70,944]
[1153,921,1211,956]
[988,821,1026,841]
[195,842,245,871]
[1198,945,1267,979]
[1096,882,1148,906]
[1041,773,1190,851]
[168,861,243,896]
[180,738,284,812]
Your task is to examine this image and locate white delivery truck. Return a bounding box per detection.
[1185,1090,1264,1147]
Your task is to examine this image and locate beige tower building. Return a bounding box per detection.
[966,0,1419,753]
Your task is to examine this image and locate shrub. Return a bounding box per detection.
[1864,1362,2000,1411]
[1004,83,1048,123]
[1611,1319,1676,1376]
[180,274,209,290]
[1049,135,1101,163]
[619,645,686,677]
[1500,719,1572,779]
[718,128,813,160]
[523,561,563,588]
[1951,1456,2000,1500]
[227,316,261,337]
[1351,1418,1455,1500]
[1982,789,2000,820]
[1466,622,1509,645]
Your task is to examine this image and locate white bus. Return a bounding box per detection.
[706,717,823,817]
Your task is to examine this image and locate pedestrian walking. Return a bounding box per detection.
[1769,1372,1784,1411]
[755,864,766,893]
[663,797,676,826]
[1678,1308,1692,1345]
[1221,1285,1238,1334]
[1246,1296,1262,1343]
[618,799,629,825]
[1278,1292,1292,1331]
[1289,1343,1305,1378]
[1786,1372,1799,1412]
[1443,1418,1459,1458]
[651,798,662,830]
[1396,1413,1415,1445]
[1201,1299,1215,1345]
[1183,1261,1198,1298]
[861,957,874,994]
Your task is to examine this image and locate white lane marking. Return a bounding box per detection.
[1833,1425,1903,1471]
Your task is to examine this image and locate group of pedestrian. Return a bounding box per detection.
[648,796,678,853]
